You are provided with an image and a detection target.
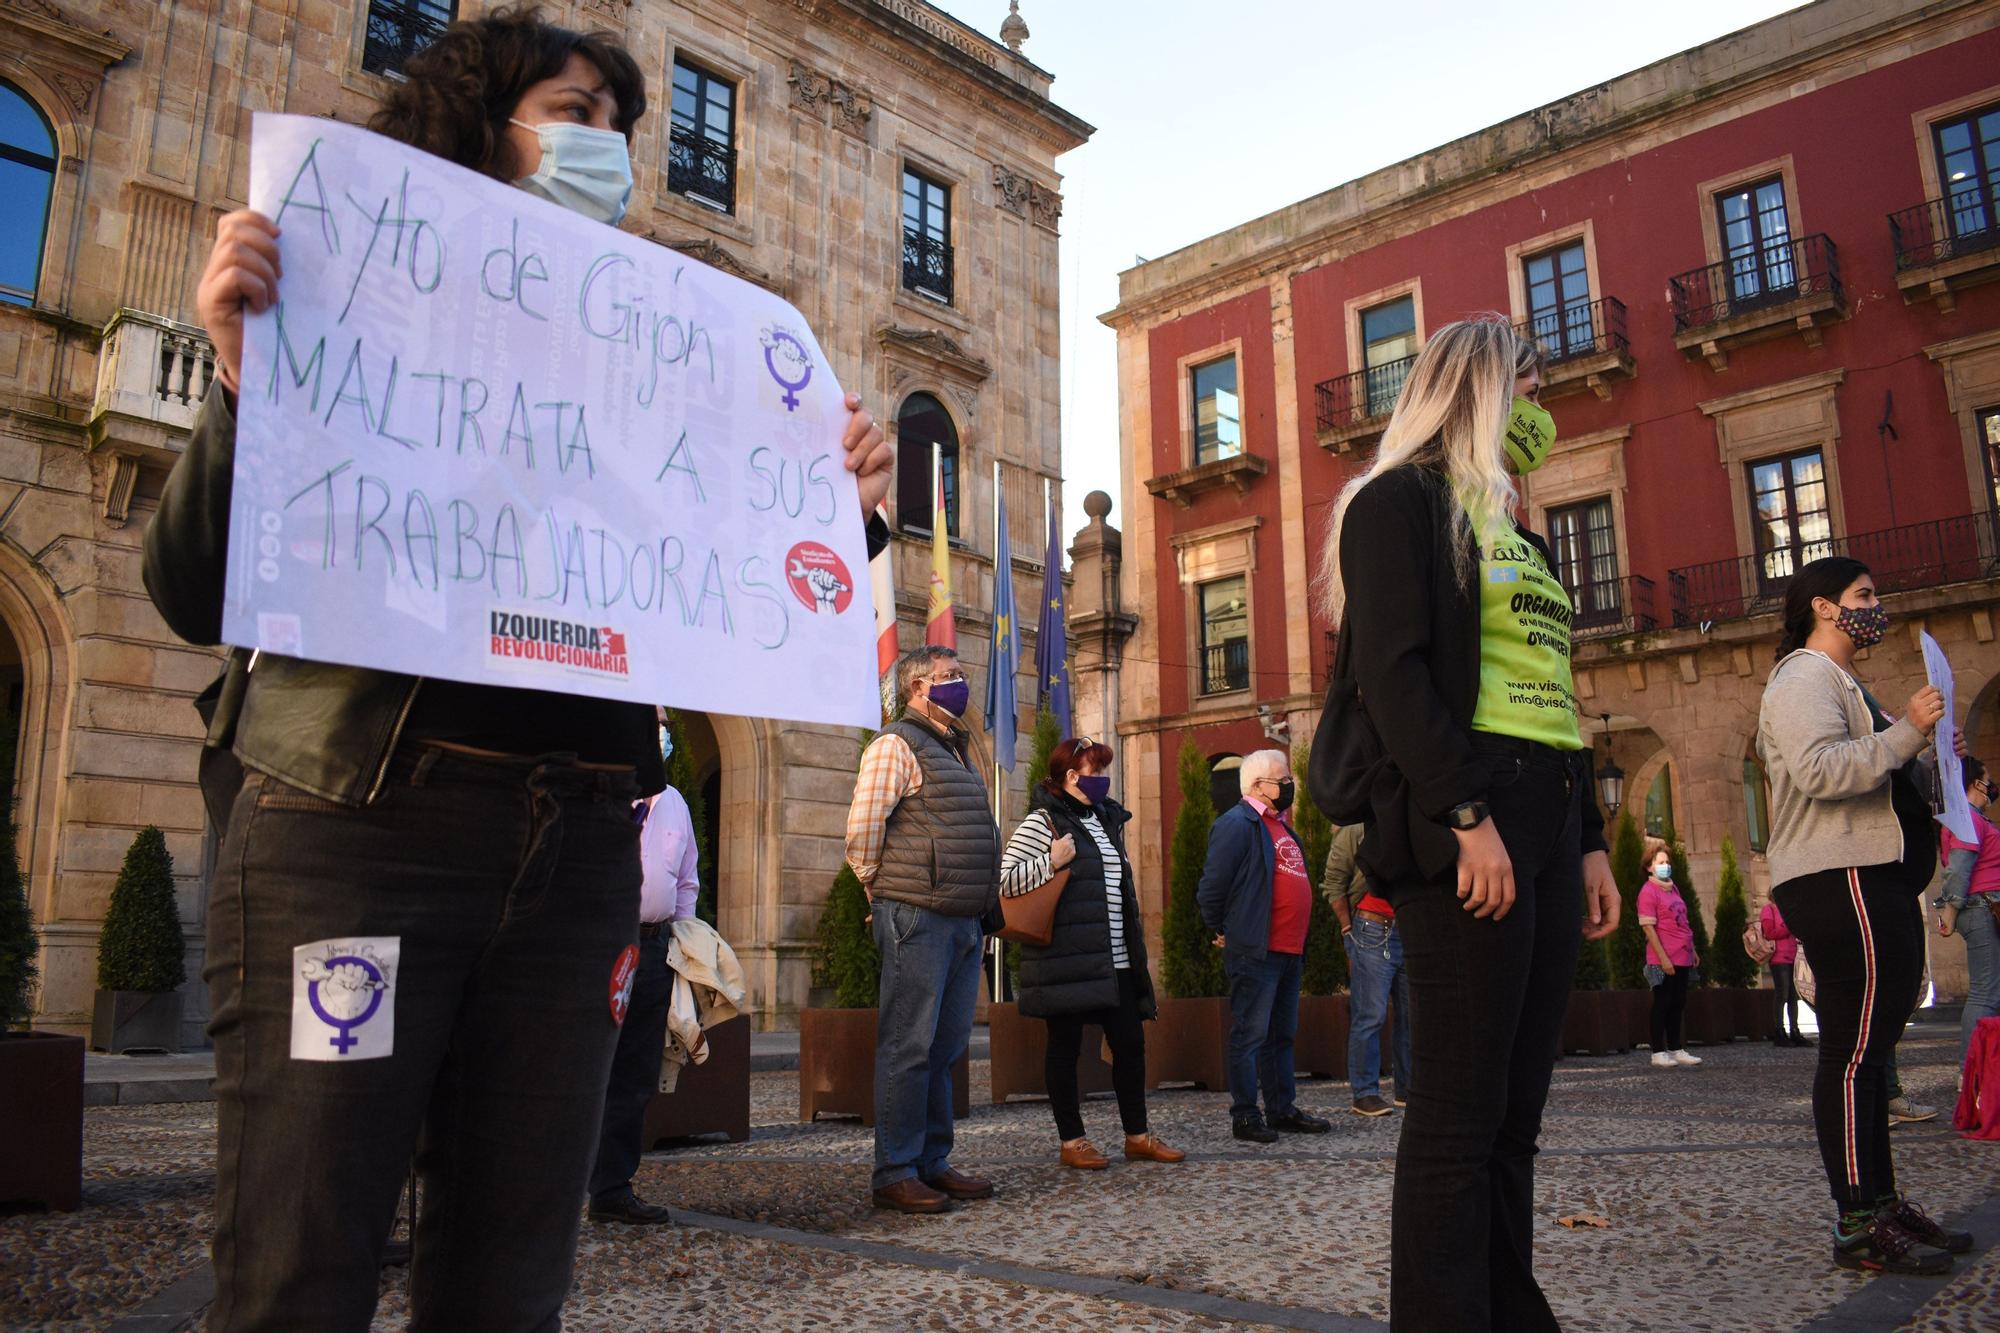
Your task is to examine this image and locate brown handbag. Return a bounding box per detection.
[996,867,1072,946]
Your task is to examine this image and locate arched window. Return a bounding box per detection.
[1743,756,1772,854]
[895,392,959,538]
[1644,766,1674,839]
[0,83,57,308]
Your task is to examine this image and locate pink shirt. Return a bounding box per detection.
[1759,900,1798,966]
[1939,812,2000,900]
[1637,879,1696,968]
[637,787,701,924]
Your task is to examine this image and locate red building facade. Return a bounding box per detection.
[1103,0,2000,998]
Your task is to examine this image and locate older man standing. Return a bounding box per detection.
[845,646,999,1214]
[1199,749,1331,1143]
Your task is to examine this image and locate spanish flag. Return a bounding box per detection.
[925,463,956,649]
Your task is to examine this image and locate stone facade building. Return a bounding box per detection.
[1,0,1087,1038]
[1103,0,2000,1001]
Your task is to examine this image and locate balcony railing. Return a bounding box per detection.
[1889,187,2000,271]
[902,229,954,304]
[1570,574,1658,641]
[1667,512,2000,628]
[667,125,736,214]
[1516,296,1629,366]
[362,0,451,78]
[92,309,214,437]
[1314,354,1417,437]
[1669,233,1842,334]
[1200,638,1250,696]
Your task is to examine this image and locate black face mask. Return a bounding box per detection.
[1271,779,1295,814]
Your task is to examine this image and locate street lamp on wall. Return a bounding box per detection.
[1596,713,1626,816]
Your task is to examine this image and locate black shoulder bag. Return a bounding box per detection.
[1305,619,1387,827]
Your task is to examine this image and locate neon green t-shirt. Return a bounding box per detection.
[1468,515,1585,750]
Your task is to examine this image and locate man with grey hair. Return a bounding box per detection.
[844,645,999,1213]
[1198,748,1331,1142]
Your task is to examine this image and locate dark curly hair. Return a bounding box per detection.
[368,5,647,183]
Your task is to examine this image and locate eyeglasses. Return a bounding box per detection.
[927,673,966,685]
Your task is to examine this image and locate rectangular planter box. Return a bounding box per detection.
[986,1001,1114,1104]
[798,1007,969,1126]
[1684,988,1732,1046]
[1295,993,1350,1080]
[1617,988,1655,1049]
[91,990,184,1055]
[1736,987,1779,1042]
[1144,995,1231,1091]
[0,1031,85,1211]
[1559,990,1631,1056]
[641,1015,751,1145]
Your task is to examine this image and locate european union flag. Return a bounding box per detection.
[1036,501,1072,734]
[985,487,1020,768]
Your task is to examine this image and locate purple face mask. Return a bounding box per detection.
[1075,774,1112,804]
[926,678,970,717]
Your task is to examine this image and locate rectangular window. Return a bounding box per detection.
[1522,241,1595,361]
[1748,448,1831,587]
[1981,406,2000,518]
[1197,576,1250,696]
[1715,176,1795,307]
[362,0,454,78]
[668,59,737,213]
[1934,102,2000,243]
[901,168,953,303]
[1360,297,1417,415]
[1189,357,1241,465]
[1547,498,1620,629]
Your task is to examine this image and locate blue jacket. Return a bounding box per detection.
[1196,801,1283,961]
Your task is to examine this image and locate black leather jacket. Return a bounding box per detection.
[145,391,888,807]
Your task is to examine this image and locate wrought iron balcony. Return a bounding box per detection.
[1668,234,1845,369]
[1313,354,1416,450]
[667,125,736,214]
[1515,296,1634,401]
[1570,574,1657,642]
[1667,512,2000,628]
[902,229,954,304]
[1888,188,2000,313]
[1200,638,1250,696]
[362,0,451,78]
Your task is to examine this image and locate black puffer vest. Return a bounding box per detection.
[871,717,998,917]
[1016,788,1156,1021]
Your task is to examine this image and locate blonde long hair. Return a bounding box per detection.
[1317,315,1541,621]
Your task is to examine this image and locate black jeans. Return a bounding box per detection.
[588,926,672,1201]
[205,748,641,1333]
[1650,968,1690,1052]
[1772,865,1924,1212]
[1388,735,1585,1333]
[1771,962,1802,1038]
[1045,967,1149,1141]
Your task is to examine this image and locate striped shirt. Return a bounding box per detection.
[999,807,1129,970]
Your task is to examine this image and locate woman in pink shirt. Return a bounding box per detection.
[1936,757,2000,1071]
[1638,848,1701,1069]
[1760,898,1809,1047]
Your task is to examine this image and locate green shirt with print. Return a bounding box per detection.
[1468,514,1584,751]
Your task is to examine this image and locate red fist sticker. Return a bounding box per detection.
[608,944,639,1026]
[785,542,854,616]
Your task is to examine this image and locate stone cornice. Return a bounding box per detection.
[874,325,992,382]
[0,1,129,69]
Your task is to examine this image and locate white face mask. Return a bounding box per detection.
[509,119,632,225]
[1652,864,1673,882]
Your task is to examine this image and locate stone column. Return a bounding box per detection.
[1067,490,1137,796]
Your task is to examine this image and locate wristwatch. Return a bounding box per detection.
[1444,800,1490,831]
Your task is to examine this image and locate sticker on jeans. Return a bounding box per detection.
[290,937,398,1061]
[609,944,639,1026]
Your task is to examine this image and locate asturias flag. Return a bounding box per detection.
[925,463,956,649]
[1035,500,1072,733]
[985,488,1019,768]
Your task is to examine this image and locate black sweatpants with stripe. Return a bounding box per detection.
[1772,864,1925,1213]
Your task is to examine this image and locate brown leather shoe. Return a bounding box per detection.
[1123,1133,1186,1163]
[871,1177,952,1214]
[922,1166,995,1200]
[1060,1139,1109,1170]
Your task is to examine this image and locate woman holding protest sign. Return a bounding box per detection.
[146,9,894,1329]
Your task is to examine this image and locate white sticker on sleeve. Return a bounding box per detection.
[290,937,399,1061]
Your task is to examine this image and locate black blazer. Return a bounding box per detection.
[1316,464,1607,889]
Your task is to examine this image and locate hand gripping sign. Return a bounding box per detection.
[227,115,880,729]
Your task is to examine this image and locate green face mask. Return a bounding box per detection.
[1503,397,1556,475]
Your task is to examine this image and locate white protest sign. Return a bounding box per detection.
[225,114,879,729]
[1921,630,1975,844]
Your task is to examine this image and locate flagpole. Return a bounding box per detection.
[991,459,1005,1003]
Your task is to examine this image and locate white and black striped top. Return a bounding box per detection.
[999,808,1129,970]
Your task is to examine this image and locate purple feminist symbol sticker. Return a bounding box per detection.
[304,954,387,1055]
[760,327,813,411]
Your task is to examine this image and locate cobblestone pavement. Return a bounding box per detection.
[4,1023,1995,1331]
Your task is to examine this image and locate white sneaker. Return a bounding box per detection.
[1650,1052,1677,1069]
[1670,1050,1702,1067]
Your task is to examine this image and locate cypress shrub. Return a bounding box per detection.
[1573,936,1610,991]
[1710,836,1757,988]
[1292,743,1348,995]
[663,709,715,926]
[1608,813,1648,989]
[1665,821,1711,986]
[812,863,880,1008]
[0,815,35,1028]
[1162,737,1225,998]
[96,826,185,993]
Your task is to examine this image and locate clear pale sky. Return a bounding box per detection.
[934,0,1806,536]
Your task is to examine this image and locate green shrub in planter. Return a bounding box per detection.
[812,863,879,1008]
[1709,836,1757,988]
[1292,742,1347,995]
[1663,820,1711,986]
[663,709,715,926]
[1608,813,1647,990]
[1162,737,1224,998]
[1573,936,1610,991]
[0,816,35,1029]
[96,827,184,994]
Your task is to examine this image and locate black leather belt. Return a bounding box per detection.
[639,920,665,939]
